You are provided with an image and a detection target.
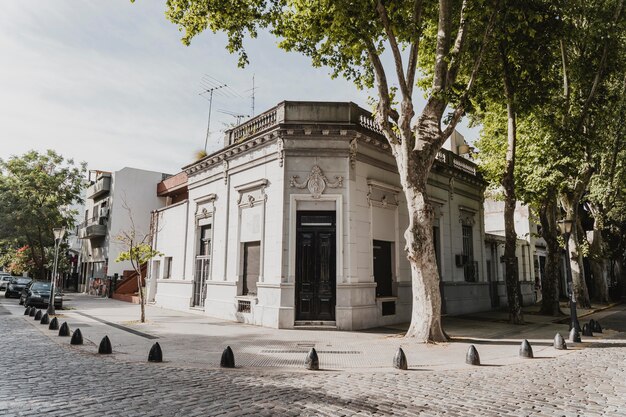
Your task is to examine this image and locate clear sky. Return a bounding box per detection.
[0,1,479,175]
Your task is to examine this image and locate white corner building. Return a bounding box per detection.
[148,101,490,330]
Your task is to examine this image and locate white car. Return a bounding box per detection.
[0,274,12,291]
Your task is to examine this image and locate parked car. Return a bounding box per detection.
[4,277,32,298]
[22,281,63,309]
[0,274,12,291]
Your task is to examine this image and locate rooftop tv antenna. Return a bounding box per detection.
[245,74,259,117]
[198,75,242,152]
[217,109,249,125]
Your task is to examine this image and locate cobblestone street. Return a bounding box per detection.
[1,303,626,416]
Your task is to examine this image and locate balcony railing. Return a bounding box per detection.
[77,217,107,239]
[87,176,111,199]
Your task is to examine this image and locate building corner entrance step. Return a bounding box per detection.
[294,320,337,330]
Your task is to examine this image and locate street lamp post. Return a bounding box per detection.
[47,227,66,316]
[557,219,580,332]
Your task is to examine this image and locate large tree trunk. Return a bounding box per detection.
[501,48,524,324]
[588,229,609,304]
[538,194,564,316]
[568,228,591,308]
[403,184,446,342]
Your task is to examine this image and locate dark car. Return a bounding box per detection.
[4,277,32,298]
[22,281,63,309]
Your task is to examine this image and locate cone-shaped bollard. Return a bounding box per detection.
[70,328,83,345]
[58,322,70,337]
[29,307,36,317]
[466,345,480,366]
[304,347,320,371]
[393,347,408,370]
[220,346,235,368]
[24,307,31,315]
[34,310,42,320]
[554,333,567,350]
[49,317,59,330]
[569,327,581,343]
[589,319,596,331]
[519,339,534,358]
[148,342,163,363]
[98,336,112,354]
[582,323,593,337]
[593,321,602,333]
[40,313,49,325]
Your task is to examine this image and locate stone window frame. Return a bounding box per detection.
[234,179,268,293]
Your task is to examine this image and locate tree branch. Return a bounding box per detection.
[376,0,410,100]
[441,9,496,140]
[365,40,401,148]
[445,0,469,88]
[560,39,570,106]
[576,0,624,132]
[432,0,451,93]
[406,0,424,97]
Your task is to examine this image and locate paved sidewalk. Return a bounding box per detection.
[5,293,623,372]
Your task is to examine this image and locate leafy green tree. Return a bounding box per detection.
[550,0,625,308]
[472,0,562,323]
[160,0,500,342]
[0,150,85,279]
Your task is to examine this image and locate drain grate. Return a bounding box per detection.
[261,349,361,354]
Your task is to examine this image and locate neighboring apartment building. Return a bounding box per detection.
[77,168,166,292]
[483,199,553,306]
[147,101,489,330]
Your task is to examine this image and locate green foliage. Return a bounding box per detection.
[116,244,162,267]
[0,150,86,279]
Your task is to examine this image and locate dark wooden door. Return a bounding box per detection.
[296,211,336,321]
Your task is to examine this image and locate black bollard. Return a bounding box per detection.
[589,319,596,331]
[220,346,235,368]
[58,322,70,337]
[582,323,593,337]
[305,348,319,371]
[593,321,602,333]
[98,336,112,354]
[24,307,31,315]
[49,317,59,330]
[569,327,581,343]
[553,333,567,350]
[393,347,408,370]
[34,310,42,320]
[70,328,83,345]
[148,342,163,363]
[519,339,534,358]
[466,345,480,366]
[40,313,50,325]
[28,307,36,317]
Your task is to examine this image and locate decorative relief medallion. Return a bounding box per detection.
[290,165,343,199]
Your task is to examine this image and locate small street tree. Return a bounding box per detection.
[115,202,162,323]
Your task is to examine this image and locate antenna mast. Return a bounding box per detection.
[200,84,226,152]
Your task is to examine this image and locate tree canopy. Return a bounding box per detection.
[0,150,86,278]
